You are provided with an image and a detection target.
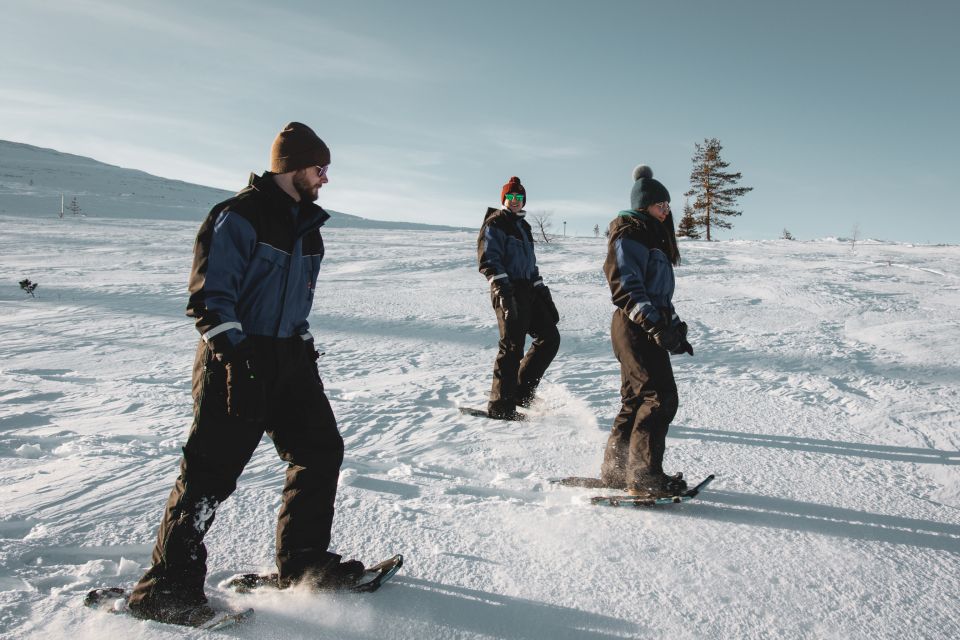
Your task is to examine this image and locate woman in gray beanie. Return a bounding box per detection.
[599,165,694,498]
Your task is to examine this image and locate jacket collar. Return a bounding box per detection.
[248,172,330,229]
[501,207,526,219]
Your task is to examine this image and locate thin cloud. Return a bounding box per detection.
[60,0,429,82]
[486,127,591,160]
[0,88,205,130]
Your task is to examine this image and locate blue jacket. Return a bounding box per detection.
[603,210,679,327]
[477,207,543,290]
[186,173,329,346]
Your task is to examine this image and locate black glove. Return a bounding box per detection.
[673,321,694,356]
[492,282,518,322]
[651,323,683,353]
[640,314,689,355]
[538,285,560,324]
[221,340,265,421]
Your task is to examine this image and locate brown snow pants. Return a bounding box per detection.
[600,310,679,488]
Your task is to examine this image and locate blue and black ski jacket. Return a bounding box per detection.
[477,207,544,291]
[186,173,330,347]
[603,210,679,327]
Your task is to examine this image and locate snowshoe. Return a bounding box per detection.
[458,406,526,421]
[592,474,715,507]
[85,587,252,630]
[226,554,403,594]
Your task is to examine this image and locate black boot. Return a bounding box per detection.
[487,399,521,420]
[301,556,366,591]
[128,591,215,626]
[624,428,676,496]
[514,389,536,409]
[662,472,687,492]
[627,472,687,498]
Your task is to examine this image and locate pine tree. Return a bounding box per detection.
[677,198,701,239]
[683,138,752,241]
[67,196,82,216]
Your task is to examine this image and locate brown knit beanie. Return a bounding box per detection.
[270,122,330,173]
[500,176,526,206]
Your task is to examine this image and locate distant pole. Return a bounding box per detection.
[563,221,566,237]
[59,193,64,219]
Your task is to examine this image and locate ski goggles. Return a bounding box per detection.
[504,193,525,202]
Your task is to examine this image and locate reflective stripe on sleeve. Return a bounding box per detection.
[202,322,243,343]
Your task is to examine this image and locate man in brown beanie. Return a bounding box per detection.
[126,122,369,626]
[476,176,561,420]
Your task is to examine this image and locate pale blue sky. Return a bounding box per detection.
[2,0,957,241]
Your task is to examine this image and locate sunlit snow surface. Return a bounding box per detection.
[1,215,958,639]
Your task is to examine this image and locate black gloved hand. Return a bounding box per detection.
[672,321,694,356]
[651,323,683,353]
[538,285,560,324]
[492,282,518,322]
[639,313,694,356]
[223,340,265,421]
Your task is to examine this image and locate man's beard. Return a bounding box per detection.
[293,171,319,202]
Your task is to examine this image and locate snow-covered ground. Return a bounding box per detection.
[1,214,958,639]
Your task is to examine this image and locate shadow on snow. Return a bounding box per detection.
[670,425,960,466]
[683,490,960,554]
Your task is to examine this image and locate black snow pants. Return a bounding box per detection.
[600,309,679,488]
[488,280,560,411]
[128,336,344,609]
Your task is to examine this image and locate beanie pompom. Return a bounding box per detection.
[633,164,654,181]
[500,176,527,206]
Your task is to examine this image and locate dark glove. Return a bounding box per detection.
[492,282,518,322]
[672,321,694,356]
[640,314,687,355]
[222,340,265,421]
[538,285,560,324]
[651,323,683,353]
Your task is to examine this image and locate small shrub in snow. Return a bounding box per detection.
[19,278,37,297]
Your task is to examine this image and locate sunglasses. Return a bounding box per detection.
[504,193,525,202]
[315,165,329,177]
[651,201,670,212]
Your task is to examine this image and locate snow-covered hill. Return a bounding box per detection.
[1,215,958,639]
[0,140,465,231]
